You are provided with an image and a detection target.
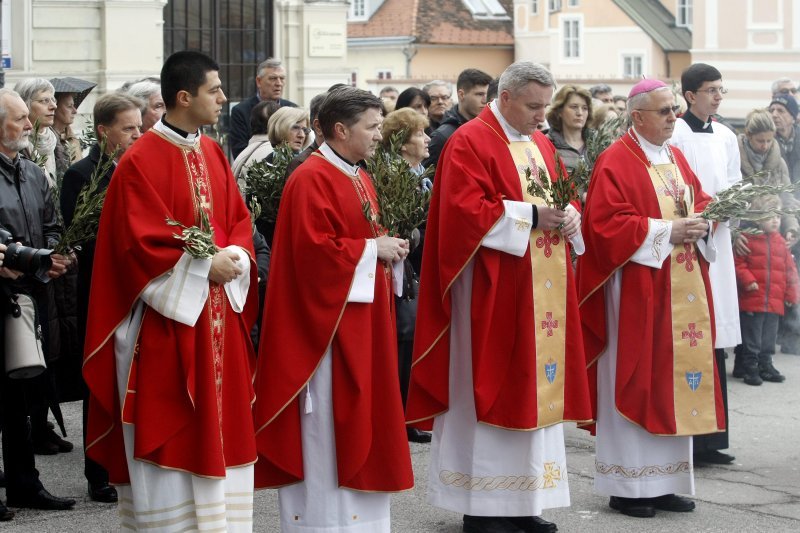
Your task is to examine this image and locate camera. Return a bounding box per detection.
[0,228,53,282]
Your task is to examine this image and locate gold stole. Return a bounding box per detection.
[646,163,717,435]
[507,141,566,426]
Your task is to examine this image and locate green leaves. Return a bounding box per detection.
[364,131,432,240]
[701,173,797,223]
[525,151,581,210]
[241,143,294,225]
[54,138,118,255]
[166,183,216,260]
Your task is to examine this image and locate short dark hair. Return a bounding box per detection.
[309,92,328,122]
[487,78,500,101]
[681,63,722,109]
[318,87,382,139]
[93,93,143,138]
[160,51,219,109]
[590,84,612,98]
[457,69,493,92]
[249,100,280,136]
[395,87,431,111]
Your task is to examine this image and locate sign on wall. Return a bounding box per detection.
[308,24,346,58]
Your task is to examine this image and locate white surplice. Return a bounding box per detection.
[594,130,716,498]
[428,103,586,517]
[276,143,394,533]
[671,117,742,348]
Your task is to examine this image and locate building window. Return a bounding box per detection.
[676,0,692,29]
[351,71,358,87]
[568,0,579,6]
[562,17,581,59]
[349,0,367,21]
[463,0,508,18]
[549,0,562,12]
[622,55,644,79]
[377,69,392,80]
[531,0,539,15]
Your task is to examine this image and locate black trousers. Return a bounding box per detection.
[0,375,45,499]
[693,348,730,453]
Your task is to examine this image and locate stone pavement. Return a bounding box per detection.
[2,350,799,532]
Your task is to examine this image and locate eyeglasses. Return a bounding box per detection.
[776,88,798,95]
[636,105,680,116]
[34,97,57,106]
[290,125,311,135]
[694,87,728,96]
[430,95,451,102]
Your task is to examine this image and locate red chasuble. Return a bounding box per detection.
[576,133,726,436]
[83,130,259,484]
[253,153,414,491]
[405,106,592,431]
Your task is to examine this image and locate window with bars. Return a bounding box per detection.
[568,0,579,6]
[563,18,580,59]
[163,0,274,110]
[676,0,692,29]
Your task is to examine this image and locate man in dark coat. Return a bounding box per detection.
[61,92,143,504]
[229,58,297,159]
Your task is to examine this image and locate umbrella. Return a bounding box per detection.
[49,77,97,110]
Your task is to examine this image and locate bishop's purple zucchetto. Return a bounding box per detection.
[628,79,668,99]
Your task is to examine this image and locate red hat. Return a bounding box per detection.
[629,79,668,99]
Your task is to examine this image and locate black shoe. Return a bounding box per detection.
[609,496,655,518]
[743,368,763,386]
[46,429,74,453]
[507,516,557,533]
[731,364,745,378]
[33,440,59,455]
[650,494,695,512]
[7,488,76,510]
[694,450,735,464]
[0,501,13,521]
[463,515,523,533]
[407,427,432,443]
[89,482,118,503]
[759,363,786,383]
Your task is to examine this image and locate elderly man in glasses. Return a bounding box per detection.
[670,63,741,466]
[577,78,724,519]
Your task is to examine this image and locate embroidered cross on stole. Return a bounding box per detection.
[646,163,718,435]
[507,140,567,427]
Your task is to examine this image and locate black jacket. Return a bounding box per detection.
[229,94,297,159]
[422,104,468,169]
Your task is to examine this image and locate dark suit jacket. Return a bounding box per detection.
[229,94,297,159]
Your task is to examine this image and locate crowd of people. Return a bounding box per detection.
[0,50,798,532]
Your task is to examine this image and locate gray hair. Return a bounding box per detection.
[590,84,613,98]
[498,62,555,96]
[423,80,451,93]
[257,58,283,78]
[627,86,671,116]
[126,80,161,101]
[771,77,797,95]
[14,78,55,109]
[0,87,21,124]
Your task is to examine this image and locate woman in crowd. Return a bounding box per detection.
[15,78,59,185]
[395,87,431,118]
[380,107,431,443]
[265,106,312,164]
[546,84,593,172]
[51,93,82,181]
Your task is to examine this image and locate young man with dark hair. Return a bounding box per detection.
[671,62,741,466]
[83,50,260,531]
[254,86,414,532]
[424,68,493,168]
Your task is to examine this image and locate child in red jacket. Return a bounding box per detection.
[735,195,800,385]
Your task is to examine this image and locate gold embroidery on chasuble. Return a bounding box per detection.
[438,461,563,491]
[183,144,227,444]
[646,163,716,435]
[507,141,566,426]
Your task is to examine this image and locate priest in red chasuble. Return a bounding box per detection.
[405,62,592,533]
[83,51,260,531]
[576,79,725,519]
[253,87,414,533]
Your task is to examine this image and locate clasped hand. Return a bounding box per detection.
[670,217,709,244]
[376,235,409,264]
[209,248,243,284]
[537,206,581,238]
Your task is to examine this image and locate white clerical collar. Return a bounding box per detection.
[632,127,670,165]
[152,119,201,148]
[490,100,530,142]
[319,142,360,177]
